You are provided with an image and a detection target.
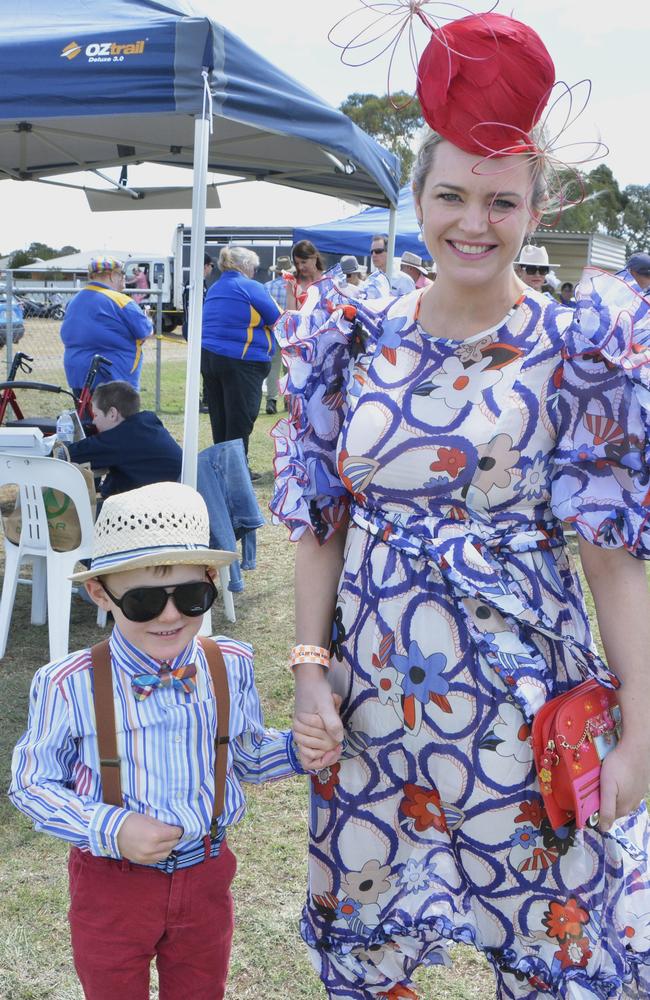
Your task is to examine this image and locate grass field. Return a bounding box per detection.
[0,345,605,1000]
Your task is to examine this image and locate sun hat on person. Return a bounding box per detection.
[513,245,558,268]
[627,252,650,276]
[70,482,236,582]
[88,256,124,276]
[340,255,363,276]
[401,251,428,274]
[269,256,293,273]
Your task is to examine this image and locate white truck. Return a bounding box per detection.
[126,223,295,333]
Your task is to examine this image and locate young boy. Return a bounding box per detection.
[9,481,328,1000]
[67,381,182,499]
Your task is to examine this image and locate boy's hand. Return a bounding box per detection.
[294,693,344,771]
[117,813,182,864]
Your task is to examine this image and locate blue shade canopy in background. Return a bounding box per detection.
[0,0,401,489]
[0,0,399,207]
[293,185,426,257]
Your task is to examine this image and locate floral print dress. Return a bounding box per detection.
[271,267,650,1000]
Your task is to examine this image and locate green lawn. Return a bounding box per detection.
[0,362,603,1000]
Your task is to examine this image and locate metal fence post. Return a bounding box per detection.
[5,269,13,376]
[155,286,162,414]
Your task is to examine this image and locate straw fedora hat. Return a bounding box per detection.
[70,482,236,582]
[513,244,558,268]
[401,251,428,274]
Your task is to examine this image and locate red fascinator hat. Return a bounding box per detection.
[416,13,555,156]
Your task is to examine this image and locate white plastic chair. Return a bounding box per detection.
[0,453,107,661]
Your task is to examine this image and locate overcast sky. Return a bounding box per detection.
[1,0,647,256]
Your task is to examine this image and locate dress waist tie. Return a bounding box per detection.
[348,503,618,721]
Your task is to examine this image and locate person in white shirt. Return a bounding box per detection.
[400,250,433,289]
[369,233,416,296]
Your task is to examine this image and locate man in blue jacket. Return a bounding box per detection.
[61,257,153,395]
[68,381,181,499]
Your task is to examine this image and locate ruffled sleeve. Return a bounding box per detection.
[270,266,392,542]
[550,268,650,555]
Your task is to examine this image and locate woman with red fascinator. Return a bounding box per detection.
[272,9,650,997]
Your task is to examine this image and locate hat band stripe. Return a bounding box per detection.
[91,543,209,571]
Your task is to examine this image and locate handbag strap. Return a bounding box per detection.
[90,639,122,807]
[90,637,231,823]
[198,637,231,823]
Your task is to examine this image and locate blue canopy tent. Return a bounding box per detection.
[0,0,401,483]
[293,184,428,258]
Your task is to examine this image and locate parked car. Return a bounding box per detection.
[0,294,25,346]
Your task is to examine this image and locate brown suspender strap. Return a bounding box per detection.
[198,637,231,823]
[89,637,230,827]
[90,639,123,808]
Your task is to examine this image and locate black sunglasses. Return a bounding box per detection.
[370,247,386,255]
[523,265,549,276]
[100,578,217,622]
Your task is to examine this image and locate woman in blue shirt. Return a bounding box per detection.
[201,246,281,456]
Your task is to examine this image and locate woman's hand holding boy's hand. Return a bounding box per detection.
[117,813,182,864]
[294,691,344,771]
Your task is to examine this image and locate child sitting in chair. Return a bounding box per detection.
[67,381,182,499]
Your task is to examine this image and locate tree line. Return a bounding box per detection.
[341,92,649,254]
[3,242,80,270]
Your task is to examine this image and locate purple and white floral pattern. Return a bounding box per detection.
[272,269,650,998]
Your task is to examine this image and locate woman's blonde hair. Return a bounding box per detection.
[218,245,259,276]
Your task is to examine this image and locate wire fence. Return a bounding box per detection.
[1,273,187,419]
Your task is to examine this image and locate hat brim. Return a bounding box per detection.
[70,547,237,583]
[513,258,559,267]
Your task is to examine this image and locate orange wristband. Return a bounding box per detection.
[289,644,330,672]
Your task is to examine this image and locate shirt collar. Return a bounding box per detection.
[108,626,198,678]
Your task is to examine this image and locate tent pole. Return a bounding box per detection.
[181,111,210,488]
[386,204,397,276]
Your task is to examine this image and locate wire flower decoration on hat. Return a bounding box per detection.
[469,78,609,227]
[330,3,607,226]
[328,0,498,109]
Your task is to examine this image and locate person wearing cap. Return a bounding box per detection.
[624,251,650,293]
[264,255,293,414]
[9,481,325,1000]
[61,256,153,396]
[400,250,433,289]
[513,242,559,298]
[272,10,650,998]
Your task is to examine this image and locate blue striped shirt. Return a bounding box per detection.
[9,628,302,863]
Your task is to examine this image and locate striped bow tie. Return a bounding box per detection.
[132,663,197,701]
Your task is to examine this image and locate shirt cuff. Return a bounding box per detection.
[87,803,131,859]
[287,733,306,775]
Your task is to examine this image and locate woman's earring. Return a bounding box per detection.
[417,218,424,242]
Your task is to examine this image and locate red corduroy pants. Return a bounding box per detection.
[67,841,236,1000]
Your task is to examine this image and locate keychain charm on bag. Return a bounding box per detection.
[531,679,621,830]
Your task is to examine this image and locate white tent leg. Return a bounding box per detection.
[386,204,397,276]
[181,111,211,490]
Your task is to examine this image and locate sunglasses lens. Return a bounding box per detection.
[121,587,169,622]
[118,581,216,622]
[525,266,549,276]
[173,581,217,617]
